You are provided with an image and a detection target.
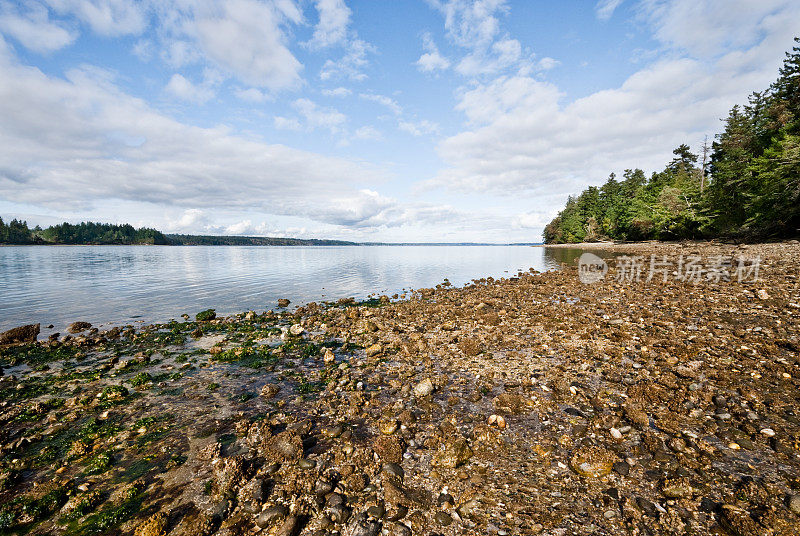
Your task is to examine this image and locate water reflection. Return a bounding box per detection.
[0,245,565,332]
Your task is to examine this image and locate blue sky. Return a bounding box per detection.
[0,0,798,242]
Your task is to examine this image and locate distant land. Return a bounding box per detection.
[0,218,541,246]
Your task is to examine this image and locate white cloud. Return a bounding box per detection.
[290,98,347,133]
[320,38,373,81]
[399,119,440,136]
[0,2,76,54]
[595,0,624,21]
[354,125,382,140]
[426,0,531,76]
[359,92,402,115]
[165,73,215,103]
[430,0,508,49]
[274,116,302,130]
[639,0,798,58]
[307,0,351,49]
[416,32,450,72]
[0,37,390,229]
[322,86,351,97]
[235,87,271,103]
[429,6,800,200]
[44,0,146,36]
[195,0,303,90]
[537,56,559,71]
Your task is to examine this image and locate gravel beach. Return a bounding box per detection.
[1,241,799,535]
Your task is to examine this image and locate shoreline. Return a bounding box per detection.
[0,241,799,535]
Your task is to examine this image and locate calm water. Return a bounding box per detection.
[0,245,580,333]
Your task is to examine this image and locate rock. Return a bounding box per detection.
[720,505,761,536]
[493,393,525,414]
[265,431,303,462]
[67,321,92,334]
[569,446,615,478]
[135,512,167,536]
[788,494,800,515]
[387,523,411,536]
[382,462,404,482]
[365,343,383,357]
[342,513,381,536]
[278,299,290,308]
[374,435,404,464]
[433,437,473,468]
[213,456,245,497]
[289,324,304,336]
[195,309,216,322]
[261,383,280,399]
[756,289,770,300]
[272,515,299,536]
[323,348,335,364]
[612,461,630,476]
[487,414,506,429]
[0,323,39,344]
[660,477,694,499]
[434,511,452,526]
[624,402,649,428]
[255,504,289,528]
[413,378,434,397]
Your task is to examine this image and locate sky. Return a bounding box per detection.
[0,0,798,243]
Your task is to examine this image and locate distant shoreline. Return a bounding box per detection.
[1,241,544,247]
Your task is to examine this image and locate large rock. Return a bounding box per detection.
[0,323,39,345]
[67,321,92,334]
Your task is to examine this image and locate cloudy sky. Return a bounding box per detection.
[0,0,798,242]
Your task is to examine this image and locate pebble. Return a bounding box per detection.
[760,428,776,437]
[789,494,800,515]
[413,378,434,397]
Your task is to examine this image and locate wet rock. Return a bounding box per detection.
[413,378,434,397]
[272,515,299,536]
[660,477,694,499]
[323,348,336,364]
[278,299,290,308]
[366,343,383,357]
[624,402,649,428]
[373,435,404,464]
[720,505,761,536]
[135,512,167,536]
[386,523,412,536]
[265,431,303,462]
[612,461,630,476]
[213,456,246,497]
[788,494,800,515]
[343,512,381,536]
[432,437,473,468]
[255,504,289,528]
[434,511,452,526]
[289,324,304,336]
[493,392,525,414]
[382,462,404,483]
[67,321,92,334]
[0,323,39,345]
[261,383,280,399]
[569,446,615,478]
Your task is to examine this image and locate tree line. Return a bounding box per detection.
[0,218,170,245]
[544,38,800,243]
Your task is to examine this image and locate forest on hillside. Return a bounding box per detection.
[0,219,170,245]
[544,38,800,243]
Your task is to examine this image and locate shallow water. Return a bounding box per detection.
[0,245,582,332]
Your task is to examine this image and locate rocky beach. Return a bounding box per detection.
[1,241,799,536]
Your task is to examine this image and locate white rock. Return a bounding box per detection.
[413,378,434,397]
[760,428,776,437]
[289,324,304,336]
